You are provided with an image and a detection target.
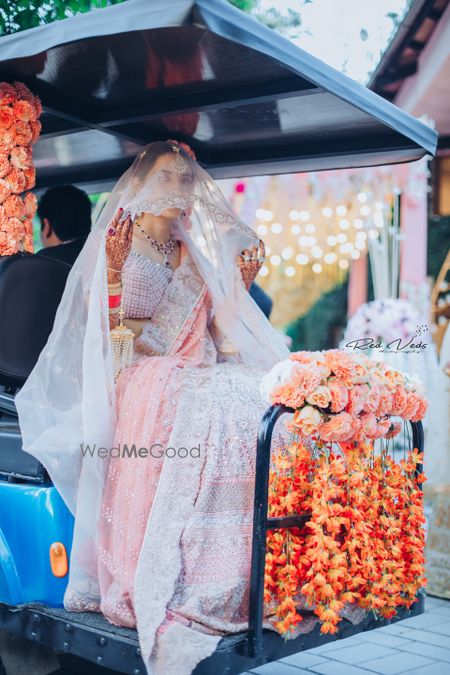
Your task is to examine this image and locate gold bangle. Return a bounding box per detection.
[108,286,122,294]
[108,281,122,289]
[109,306,120,314]
[107,267,121,273]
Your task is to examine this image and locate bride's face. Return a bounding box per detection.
[146,152,195,219]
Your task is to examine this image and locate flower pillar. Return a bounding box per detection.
[0,81,42,255]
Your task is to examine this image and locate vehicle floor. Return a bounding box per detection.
[31,604,139,642]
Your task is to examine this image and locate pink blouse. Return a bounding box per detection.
[121,249,174,319]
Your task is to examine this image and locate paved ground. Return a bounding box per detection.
[246,596,450,675]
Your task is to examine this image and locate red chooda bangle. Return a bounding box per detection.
[108,294,122,309]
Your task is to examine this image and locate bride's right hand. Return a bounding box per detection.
[105,209,133,280]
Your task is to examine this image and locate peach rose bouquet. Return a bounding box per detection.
[260,349,427,443]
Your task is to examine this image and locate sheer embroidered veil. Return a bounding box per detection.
[15,141,290,603]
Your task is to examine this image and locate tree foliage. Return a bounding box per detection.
[1,0,304,37]
[0,0,125,35]
[229,0,302,38]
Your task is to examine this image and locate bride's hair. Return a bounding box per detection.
[141,140,191,163]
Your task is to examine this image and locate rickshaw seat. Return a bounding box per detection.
[0,253,71,392]
[0,253,70,482]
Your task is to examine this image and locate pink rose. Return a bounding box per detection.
[410,397,428,422]
[269,362,322,409]
[329,378,349,413]
[30,119,41,143]
[0,178,10,203]
[23,191,37,218]
[383,368,404,389]
[0,83,16,106]
[306,385,331,408]
[363,384,381,414]
[311,352,332,378]
[0,153,10,179]
[374,417,392,438]
[404,392,421,420]
[290,364,322,399]
[292,405,322,436]
[319,411,354,442]
[4,167,26,194]
[14,120,33,145]
[346,384,369,416]
[0,106,14,130]
[359,412,378,439]
[2,194,24,219]
[391,385,408,416]
[324,349,357,385]
[23,167,36,190]
[10,145,32,170]
[0,128,14,154]
[376,389,393,417]
[13,99,37,123]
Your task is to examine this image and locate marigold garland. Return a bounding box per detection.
[0,81,41,255]
[261,351,427,637]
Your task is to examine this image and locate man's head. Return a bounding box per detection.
[38,185,92,248]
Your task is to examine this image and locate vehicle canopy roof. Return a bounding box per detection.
[0,0,438,189]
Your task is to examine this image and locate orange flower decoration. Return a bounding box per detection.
[262,350,427,638]
[0,80,41,255]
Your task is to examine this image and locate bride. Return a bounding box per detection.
[15,140,292,674]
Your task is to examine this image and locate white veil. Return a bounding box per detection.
[15,140,290,605]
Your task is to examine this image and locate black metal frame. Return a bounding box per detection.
[246,404,425,660]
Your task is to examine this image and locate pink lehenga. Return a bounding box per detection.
[68,240,288,673]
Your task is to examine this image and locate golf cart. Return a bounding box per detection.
[0,0,437,673]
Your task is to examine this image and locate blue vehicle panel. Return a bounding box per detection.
[0,481,73,606]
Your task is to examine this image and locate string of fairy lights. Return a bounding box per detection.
[254,191,384,279]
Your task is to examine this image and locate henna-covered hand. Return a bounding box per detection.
[236,239,265,290]
[105,208,133,282]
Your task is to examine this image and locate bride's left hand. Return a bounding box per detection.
[237,239,265,290]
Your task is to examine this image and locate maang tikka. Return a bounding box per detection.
[170,144,188,174]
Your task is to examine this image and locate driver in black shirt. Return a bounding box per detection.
[36,185,92,265]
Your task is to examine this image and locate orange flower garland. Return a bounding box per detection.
[261,351,427,637]
[0,81,41,255]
